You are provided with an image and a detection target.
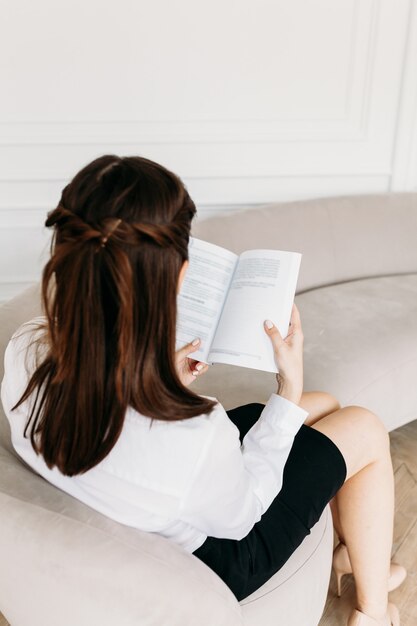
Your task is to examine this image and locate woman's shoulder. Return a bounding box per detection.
[1,316,48,413]
[9,315,48,341]
[5,315,49,373]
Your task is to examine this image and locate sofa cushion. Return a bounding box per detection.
[299,273,417,430]
[192,273,417,431]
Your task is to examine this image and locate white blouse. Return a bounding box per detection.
[1,317,309,553]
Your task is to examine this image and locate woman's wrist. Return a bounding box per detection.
[276,374,302,405]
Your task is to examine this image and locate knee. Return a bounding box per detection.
[317,391,341,415]
[301,391,342,425]
[323,392,341,414]
[347,405,390,455]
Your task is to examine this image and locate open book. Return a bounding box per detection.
[175,237,302,373]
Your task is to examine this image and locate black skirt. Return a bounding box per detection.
[192,402,347,601]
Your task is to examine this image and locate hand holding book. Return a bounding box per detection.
[263,303,304,405]
[175,337,210,387]
[176,237,303,374]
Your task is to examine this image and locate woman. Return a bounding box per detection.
[1,155,405,625]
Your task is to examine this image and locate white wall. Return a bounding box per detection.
[1,0,417,301]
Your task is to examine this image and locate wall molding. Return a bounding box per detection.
[0,174,390,212]
[0,2,407,185]
[0,118,366,146]
[391,0,417,190]
[0,1,379,148]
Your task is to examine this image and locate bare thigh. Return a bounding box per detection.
[310,406,390,480]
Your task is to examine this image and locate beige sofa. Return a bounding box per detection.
[0,192,416,626]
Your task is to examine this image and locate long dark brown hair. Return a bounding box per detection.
[11,154,217,476]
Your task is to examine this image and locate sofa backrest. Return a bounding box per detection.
[192,192,417,293]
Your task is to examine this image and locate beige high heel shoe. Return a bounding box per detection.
[347,603,400,625]
[333,542,407,597]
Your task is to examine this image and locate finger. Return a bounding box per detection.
[264,319,284,346]
[289,303,302,330]
[177,338,201,358]
[187,358,202,369]
[192,362,209,376]
[285,305,304,344]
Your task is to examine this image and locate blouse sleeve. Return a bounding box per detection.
[178,393,309,540]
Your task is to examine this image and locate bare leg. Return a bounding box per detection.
[298,392,345,542]
[311,406,394,621]
[299,390,341,426]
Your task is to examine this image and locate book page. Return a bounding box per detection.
[208,249,302,372]
[175,237,238,362]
